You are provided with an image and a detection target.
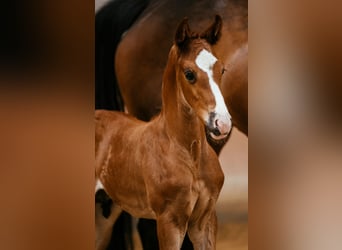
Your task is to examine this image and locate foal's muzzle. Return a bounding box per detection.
[206,112,232,140]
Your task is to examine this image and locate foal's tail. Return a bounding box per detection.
[95,1,149,249]
[95,0,149,111]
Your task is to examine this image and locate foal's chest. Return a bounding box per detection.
[192,156,224,207]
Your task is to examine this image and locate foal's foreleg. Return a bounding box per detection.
[156,213,189,250]
[188,210,218,250]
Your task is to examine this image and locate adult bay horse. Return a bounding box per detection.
[95,0,248,138]
[96,16,231,250]
[95,0,247,249]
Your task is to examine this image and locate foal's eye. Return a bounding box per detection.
[184,70,196,83]
[221,67,227,75]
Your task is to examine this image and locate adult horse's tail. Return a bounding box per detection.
[95,1,148,249]
[95,0,148,110]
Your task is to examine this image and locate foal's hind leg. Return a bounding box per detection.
[95,198,122,250]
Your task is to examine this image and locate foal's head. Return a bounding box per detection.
[172,15,232,140]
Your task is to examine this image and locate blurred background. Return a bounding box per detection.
[216,130,248,250]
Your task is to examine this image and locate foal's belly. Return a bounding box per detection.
[102,180,157,219]
[119,201,157,220]
[98,158,157,220]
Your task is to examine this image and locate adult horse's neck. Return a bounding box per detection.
[160,47,206,149]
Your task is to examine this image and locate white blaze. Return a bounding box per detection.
[195,49,231,119]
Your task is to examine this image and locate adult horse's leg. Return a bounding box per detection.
[137,219,159,249]
[181,234,195,250]
[106,212,134,250]
[95,199,123,250]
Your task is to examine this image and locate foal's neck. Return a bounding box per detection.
[160,48,205,148]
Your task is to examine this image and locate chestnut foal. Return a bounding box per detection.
[95,16,231,249]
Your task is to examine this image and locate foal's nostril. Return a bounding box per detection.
[214,118,231,135]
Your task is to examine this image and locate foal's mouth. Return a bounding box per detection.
[205,112,232,141]
[206,126,230,140]
[204,126,231,145]
[210,130,229,140]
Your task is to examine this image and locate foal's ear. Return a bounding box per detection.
[201,15,222,45]
[175,17,191,49]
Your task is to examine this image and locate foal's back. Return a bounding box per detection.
[95,110,167,158]
[95,109,151,176]
[95,110,143,153]
[95,109,195,177]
